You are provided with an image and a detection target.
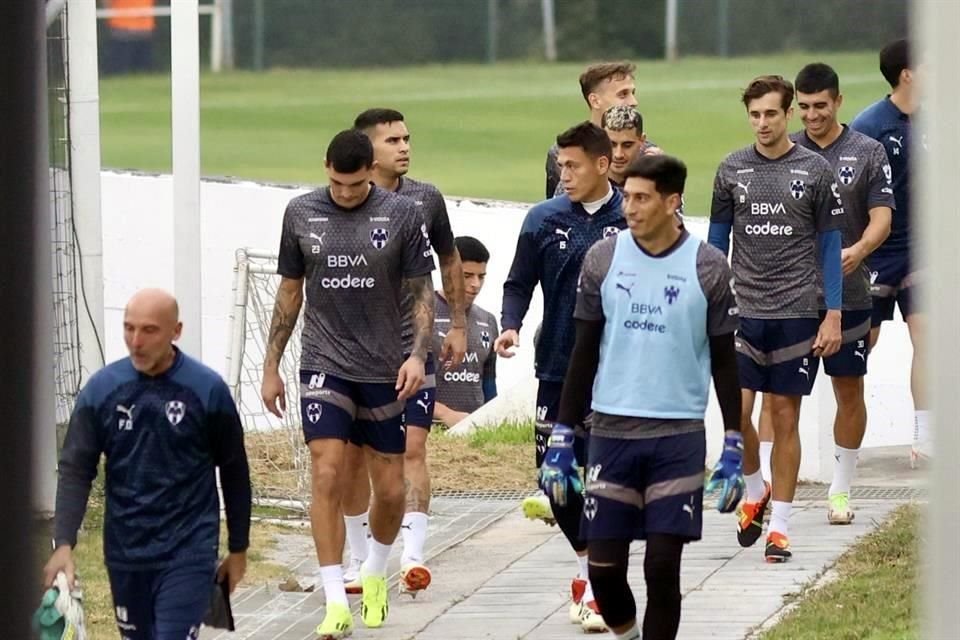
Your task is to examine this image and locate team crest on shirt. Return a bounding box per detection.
[165,400,185,426]
[838,166,856,185]
[480,330,491,350]
[789,179,805,200]
[370,228,389,250]
[664,285,680,305]
[602,226,619,238]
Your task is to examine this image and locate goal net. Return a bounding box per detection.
[227,248,310,511]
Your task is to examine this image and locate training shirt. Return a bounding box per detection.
[278,185,434,382]
[502,188,627,381]
[432,293,498,413]
[710,143,844,319]
[850,97,912,254]
[396,176,455,354]
[54,349,251,570]
[792,126,896,310]
[576,230,739,437]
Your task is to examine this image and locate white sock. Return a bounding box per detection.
[582,579,595,604]
[400,512,429,566]
[744,470,767,503]
[759,441,774,484]
[915,410,931,445]
[320,564,348,607]
[829,445,859,497]
[616,623,640,640]
[362,537,392,577]
[576,553,589,580]
[769,500,792,536]
[344,512,369,563]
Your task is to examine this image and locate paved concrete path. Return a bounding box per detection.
[203,447,920,640]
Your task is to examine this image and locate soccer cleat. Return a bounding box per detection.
[568,578,587,624]
[360,574,389,628]
[398,563,432,597]
[344,557,363,595]
[736,482,771,547]
[580,600,609,633]
[522,494,557,526]
[315,602,353,639]
[827,492,855,525]
[764,532,792,563]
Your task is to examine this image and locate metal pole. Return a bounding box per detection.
[221,0,235,70]
[67,0,106,382]
[0,0,44,634]
[665,0,678,61]
[717,0,729,57]
[541,0,557,62]
[918,0,960,635]
[486,0,498,64]
[210,0,222,72]
[252,0,264,71]
[171,0,203,359]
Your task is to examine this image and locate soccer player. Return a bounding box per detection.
[602,104,650,189]
[432,236,499,427]
[709,75,844,562]
[338,108,467,597]
[260,130,434,638]
[545,61,642,198]
[541,154,744,640]
[755,63,893,524]
[496,121,627,631]
[850,39,929,464]
[43,288,252,639]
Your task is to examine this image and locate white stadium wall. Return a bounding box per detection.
[100,171,915,480]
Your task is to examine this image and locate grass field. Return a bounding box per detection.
[99,51,888,212]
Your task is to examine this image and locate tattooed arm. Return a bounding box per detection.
[437,247,467,366]
[261,276,303,416]
[396,274,434,401]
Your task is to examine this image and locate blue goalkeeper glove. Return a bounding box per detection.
[706,431,744,513]
[538,423,583,507]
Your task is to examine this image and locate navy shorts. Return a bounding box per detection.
[736,317,820,396]
[108,560,215,640]
[869,249,920,326]
[582,431,706,542]
[301,369,406,455]
[535,380,588,468]
[403,353,436,430]
[821,309,871,377]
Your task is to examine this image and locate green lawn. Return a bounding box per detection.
[762,503,920,640]
[99,52,888,212]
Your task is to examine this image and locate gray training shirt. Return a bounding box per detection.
[431,293,498,414]
[792,126,896,311]
[711,143,844,319]
[395,176,456,354]
[278,185,435,383]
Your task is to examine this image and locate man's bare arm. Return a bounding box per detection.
[264,277,304,372]
[407,274,435,361]
[438,247,467,328]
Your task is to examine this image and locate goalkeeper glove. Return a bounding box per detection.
[706,430,744,513]
[538,423,583,507]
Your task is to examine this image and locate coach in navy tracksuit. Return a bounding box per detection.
[43,289,252,640]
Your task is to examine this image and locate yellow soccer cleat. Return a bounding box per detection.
[315,602,353,639]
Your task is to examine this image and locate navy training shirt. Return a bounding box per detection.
[54,348,251,570]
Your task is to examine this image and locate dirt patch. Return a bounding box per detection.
[429,434,536,492]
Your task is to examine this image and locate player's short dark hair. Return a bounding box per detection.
[353,108,405,131]
[742,75,794,112]
[623,154,687,197]
[556,122,613,161]
[879,39,911,88]
[325,129,373,172]
[455,236,490,264]
[795,63,840,98]
[579,61,636,103]
[601,105,644,134]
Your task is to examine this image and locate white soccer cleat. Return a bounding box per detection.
[344,557,363,595]
[579,599,609,633]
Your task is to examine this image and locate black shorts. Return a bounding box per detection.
[821,309,871,377]
[869,249,920,326]
[535,380,588,468]
[736,317,820,396]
